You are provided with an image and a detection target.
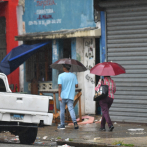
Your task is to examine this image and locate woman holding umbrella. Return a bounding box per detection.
[90,62,125,132]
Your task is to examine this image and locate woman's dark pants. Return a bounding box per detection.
[99,97,113,128]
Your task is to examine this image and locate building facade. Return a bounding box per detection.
[16,0,104,115]
[0,0,22,92]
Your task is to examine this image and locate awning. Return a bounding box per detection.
[0,42,50,75]
[15,27,101,41]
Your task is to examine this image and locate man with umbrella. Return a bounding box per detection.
[58,64,79,129]
[50,58,87,129]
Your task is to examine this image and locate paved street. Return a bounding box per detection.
[0,116,147,147]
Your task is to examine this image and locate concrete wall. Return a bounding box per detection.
[76,37,96,115]
[23,0,96,33]
[83,38,96,114]
[17,5,24,92]
[76,38,85,115]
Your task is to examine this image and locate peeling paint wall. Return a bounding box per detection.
[17,5,24,92]
[23,0,96,33]
[84,38,95,114]
[76,37,96,115]
[76,38,85,115]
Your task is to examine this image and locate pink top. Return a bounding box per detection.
[95,77,116,99]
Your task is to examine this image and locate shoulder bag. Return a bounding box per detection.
[93,79,108,101]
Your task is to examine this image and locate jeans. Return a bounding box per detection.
[99,97,113,128]
[60,99,77,125]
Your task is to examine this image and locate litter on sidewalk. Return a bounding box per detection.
[94,137,100,140]
[128,128,144,131]
[11,138,19,141]
[58,144,73,147]
[36,137,40,139]
[95,117,102,124]
[65,138,69,141]
[68,115,94,125]
[128,128,146,135]
[34,142,43,144]
[43,136,48,139]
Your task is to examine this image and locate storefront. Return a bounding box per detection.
[15,0,102,115]
[98,0,147,123]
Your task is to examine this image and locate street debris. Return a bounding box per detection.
[51,138,55,141]
[95,117,102,124]
[65,138,69,141]
[68,115,94,125]
[50,142,57,146]
[58,144,72,147]
[94,137,100,140]
[43,136,48,139]
[36,137,40,139]
[11,138,19,141]
[128,128,144,131]
[34,142,43,144]
[128,128,146,135]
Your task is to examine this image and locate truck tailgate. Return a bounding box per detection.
[0,92,52,113]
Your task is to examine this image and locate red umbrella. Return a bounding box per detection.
[50,58,87,72]
[90,62,125,76]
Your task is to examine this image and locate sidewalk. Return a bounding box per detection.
[36,115,147,147]
[0,115,147,146]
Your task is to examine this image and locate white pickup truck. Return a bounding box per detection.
[0,73,53,144]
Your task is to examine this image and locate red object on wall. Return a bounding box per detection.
[0,0,19,92]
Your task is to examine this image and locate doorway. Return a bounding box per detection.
[63,39,71,58]
[95,38,101,115]
[0,17,6,62]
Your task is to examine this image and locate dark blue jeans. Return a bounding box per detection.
[99,97,113,128]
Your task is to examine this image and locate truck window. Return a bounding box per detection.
[0,79,6,92]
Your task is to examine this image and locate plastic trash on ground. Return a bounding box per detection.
[43,136,48,139]
[128,128,144,131]
[94,137,100,140]
[58,144,71,147]
[65,138,69,141]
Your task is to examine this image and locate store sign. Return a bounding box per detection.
[28,0,61,27]
[23,0,96,33]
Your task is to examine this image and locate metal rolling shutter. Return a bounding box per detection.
[106,5,147,123]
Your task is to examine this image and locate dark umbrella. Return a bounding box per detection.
[90,62,125,76]
[50,58,87,72]
[0,62,10,75]
[0,42,50,75]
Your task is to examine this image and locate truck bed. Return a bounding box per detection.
[0,92,52,113]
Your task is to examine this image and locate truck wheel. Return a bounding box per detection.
[19,128,38,144]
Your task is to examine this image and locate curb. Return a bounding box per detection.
[57,141,118,147]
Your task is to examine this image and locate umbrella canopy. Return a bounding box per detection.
[0,42,50,75]
[50,58,87,72]
[90,62,126,76]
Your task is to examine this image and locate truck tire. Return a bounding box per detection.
[19,128,38,144]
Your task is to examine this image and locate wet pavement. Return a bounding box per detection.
[0,115,147,146]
